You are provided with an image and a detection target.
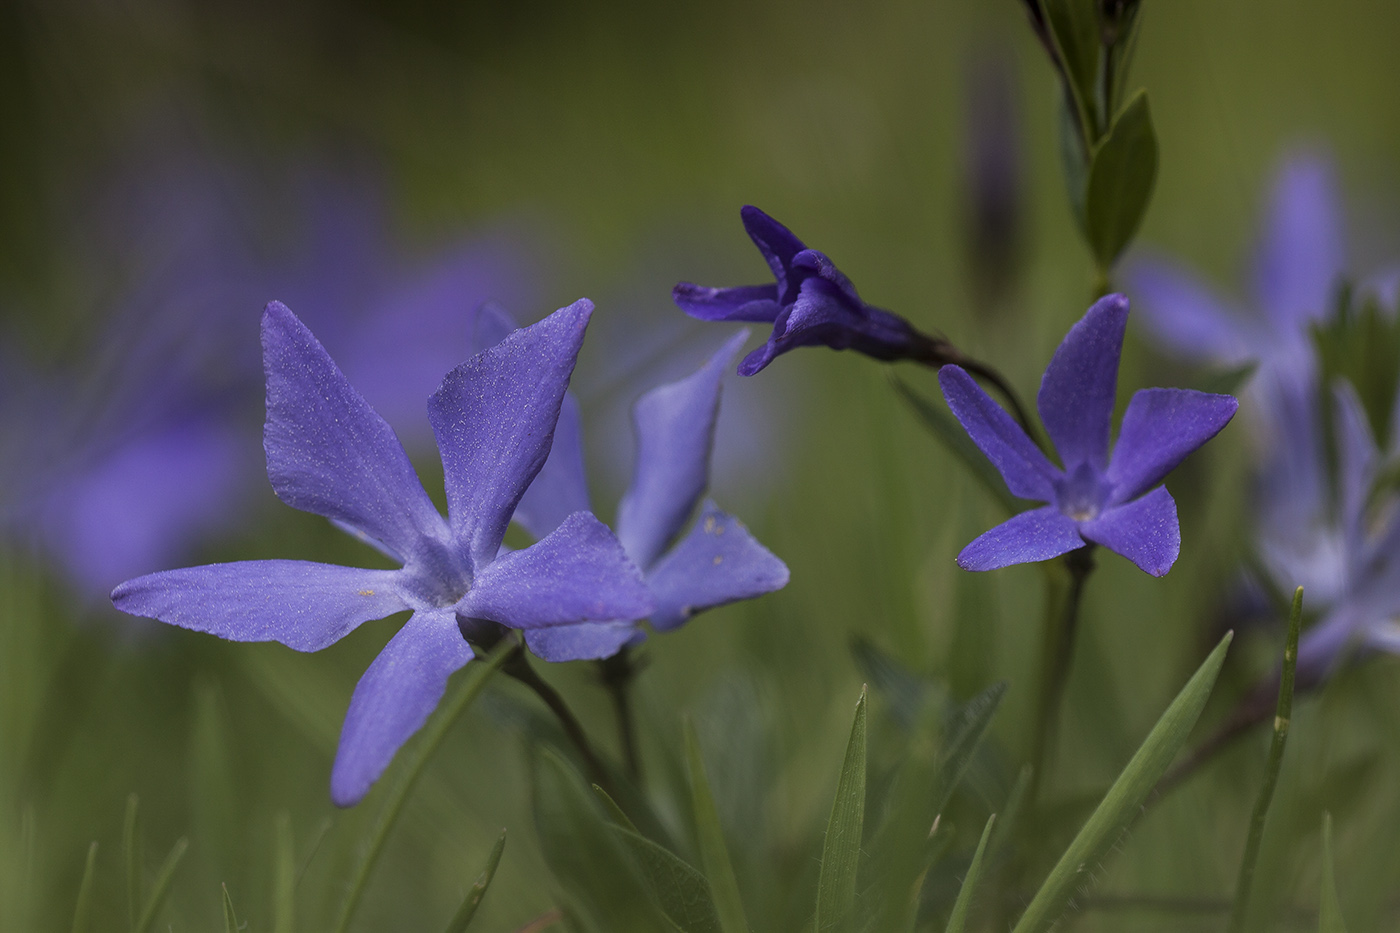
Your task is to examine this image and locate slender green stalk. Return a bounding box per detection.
[133,837,188,933]
[503,648,618,799]
[122,794,141,932]
[596,647,642,784]
[1228,587,1304,933]
[332,640,514,933]
[443,830,506,933]
[70,841,99,933]
[1029,545,1096,803]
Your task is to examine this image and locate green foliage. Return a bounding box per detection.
[1084,90,1159,270]
[222,883,241,933]
[1039,0,1101,141]
[943,814,995,933]
[683,720,750,933]
[1319,812,1348,933]
[70,841,98,933]
[815,687,868,933]
[442,829,506,933]
[1313,287,1400,449]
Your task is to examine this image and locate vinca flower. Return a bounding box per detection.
[112,300,653,805]
[672,206,950,375]
[477,307,789,661]
[939,294,1238,575]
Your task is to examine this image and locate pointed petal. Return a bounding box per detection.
[330,609,473,806]
[428,299,591,566]
[956,506,1084,571]
[791,248,863,306]
[1037,293,1128,471]
[740,206,807,299]
[1122,256,1255,362]
[617,331,748,569]
[939,365,1058,502]
[513,394,593,541]
[261,301,447,566]
[672,283,782,323]
[1080,486,1180,576]
[457,511,653,628]
[525,622,642,662]
[1253,152,1346,331]
[645,501,789,632]
[1106,388,1238,503]
[111,561,407,651]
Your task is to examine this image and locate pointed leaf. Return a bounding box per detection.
[1319,813,1348,933]
[1085,90,1159,269]
[591,785,641,833]
[1011,632,1233,933]
[70,841,99,933]
[222,884,240,933]
[944,815,997,933]
[815,687,868,933]
[1040,0,1101,138]
[684,720,750,933]
[443,830,507,933]
[609,824,722,933]
[133,837,188,933]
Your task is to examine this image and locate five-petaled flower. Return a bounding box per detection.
[473,307,789,662]
[939,294,1238,576]
[672,206,949,375]
[112,299,654,806]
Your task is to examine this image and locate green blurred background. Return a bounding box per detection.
[2,1,1400,930]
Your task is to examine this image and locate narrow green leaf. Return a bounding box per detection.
[1039,0,1101,139]
[1229,587,1303,933]
[70,841,99,933]
[815,687,868,933]
[1012,632,1233,933]
[122,794,141,932]
[591,785,641,833]
[609,824,722,933]
[273,812,295,933]
[892,377,1017,516]
[443,830,507,933]
[1319,813,1348,933]
[133,837,188,933]
[1084,89,1159,269]
[944,815,997,933]
[223,883,241,933]
[683,719,750,933]
[989,766,1033,861]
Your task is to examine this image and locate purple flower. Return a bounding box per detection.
[939,294,1238,575]
[111,300,652,805]
[476,307,789,661]
[672,207,946,376]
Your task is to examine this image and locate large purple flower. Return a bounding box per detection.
[673,206,946,376]
[474,308,789,662]
[939,294,1238,576]
[112,300,652,805]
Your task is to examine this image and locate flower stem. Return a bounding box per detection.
[1029,545,1096,804]
[596,647,643,784]
[503,647,619,800]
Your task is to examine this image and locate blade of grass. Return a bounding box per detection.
[133,837,188,933]
[944,815,997,933]
[1319,812,1347,933]
[274,812,295,933]
[223,883,240,933]
[70,841,99,933]
[815,687,868,933]
[1011,632,1233,933]
[443,829,506,933]
[1228,587,1303,933]
[683,719,749,933]
[122,794,141,932]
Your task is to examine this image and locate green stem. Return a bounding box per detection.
[332,639,514,933]
[504,648,619,800]
[1227,586,1304,933]
[596,647,643,785]
[1029,545,1096,804]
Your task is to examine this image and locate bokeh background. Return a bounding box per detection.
[2,1,1400,930]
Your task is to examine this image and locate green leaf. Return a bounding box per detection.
[133,837,188,933]
[592,785,641,833]
[273,812,295,933]
[1011,632,1233,933]
[1039,0,1101,138]
[944,815,997,933]
[892,377,1018,516]
[223,883,241,933]
[683,720,750,933]
[609,825,722,933]
[1084,89,1159,269]
[815,687,868,933]
[70,841,99,933]
[443,830,507,933]
[122,794,142,933]
[1319,812,1348,933]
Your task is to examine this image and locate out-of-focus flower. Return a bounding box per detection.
[113,301,652,805]
[961,43,1025,309]
[939,294,1237,575]
[672,206,951,375]
[479,307,788,662]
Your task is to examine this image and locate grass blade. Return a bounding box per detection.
[1011,632,1233,933]
[1228,586,1303,933]
[815,686,868,933]
[133,837,188,933]
[223,883,240,933]
[273,812,296,933]
[443,829,507,933]
[70,841,99,933]
[1319,812,1347,933]
[684,719,750,933]
[944,814,996,933]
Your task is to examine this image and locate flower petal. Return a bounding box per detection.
[457,511,653,628]
[525,622,642,662]
[616,331,748,569]
[262,301,447,566]
[1253,152,1346,332]
[672,283,782,323]
[513,393,593,541]
[428,299,591,566]
[645,501,789,632]
[791,248,863,307]
[939,365,1058,502]
[330,608,473,806]
[1037,293,1128,472]
[1106,388,1238,503]
[111,560,407,651]
[1080,486,1180,576]
[956,505,1084,571]
[1122,256,1256,363]
[741,205,807,301]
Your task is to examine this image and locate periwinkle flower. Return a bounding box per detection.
[672,206,950,376]
[476,307,789,662]
[112,300,652,805]
[939,294,1238,575]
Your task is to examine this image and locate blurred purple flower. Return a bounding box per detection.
[113,301,651,805]
[478,307,788,662]
[673,206,947,375]
[939,294,1237,575]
